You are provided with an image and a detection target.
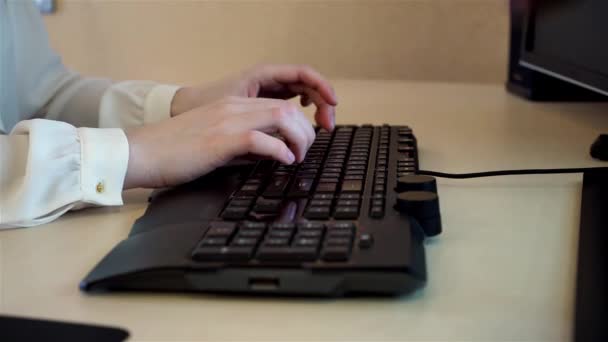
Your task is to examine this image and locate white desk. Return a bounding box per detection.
[2,81,608,341]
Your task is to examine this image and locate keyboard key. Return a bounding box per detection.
[293,237,321,247]
[329,222,355,230]
[301,163,321,169]
[221,207,249,220]
[232,237,259,246]
[347,160,367,165]
[358,233,374,248]
[206,225,236,237]
[297,222,325,230]
[240,221,266,230]
[200,237,229,246]
[341,180,363,193]
[270,222,295,230]
[316,183,338,193]
[305,206,331,219]
[339,193,360,200]
[238,230,264,238]
[370,206,384,218]
[397,172,415,177]
[344,175,364,180]
[350,152,369,158]
[253,198,282,213]
[334,206,359,219]
[268,230,293,239]
[371,199,384,206]
[239,184,260,196]
[297,230,324,238]
[320,172,341,178]
[313,193,334,200]
[288,177,314,197]
[336,199,359,207]
[310,199,332,206]
[326,158,345,164]
[398,127,412,135]
[264,238,290,246]
[327,229,354,238]
[324,168,342,173]
[297,169,318,177]
[263,175,291,198]
[325,237,352,246]
[398,167,416,173]
[192,246,254,261]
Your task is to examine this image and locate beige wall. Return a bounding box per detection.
[44,0,509,85]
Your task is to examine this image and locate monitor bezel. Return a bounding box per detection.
[519,1,608,97]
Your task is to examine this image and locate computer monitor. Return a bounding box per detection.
[520,0,608,97]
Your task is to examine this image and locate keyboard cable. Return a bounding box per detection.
[416,167,608,179]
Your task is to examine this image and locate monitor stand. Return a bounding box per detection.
[574,170,608,341]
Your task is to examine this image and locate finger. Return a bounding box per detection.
[289,84,335,131]
[229,93,333,134]
[214,97,315,159]
[257,64,338,106]
[289,106,316,154]
[228,130,295,165]
[222,104,312,162]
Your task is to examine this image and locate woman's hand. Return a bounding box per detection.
[170,64,338,131]
[124,96,316,189]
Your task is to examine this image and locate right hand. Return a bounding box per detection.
[123,96,317,189]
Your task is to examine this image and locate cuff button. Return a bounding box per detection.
[96,182,105,194]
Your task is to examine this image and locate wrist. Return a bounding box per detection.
[170,86,197,117]
[123,128,143,189]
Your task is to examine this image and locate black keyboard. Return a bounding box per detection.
[81,125,441,296]
[193,125,416,263]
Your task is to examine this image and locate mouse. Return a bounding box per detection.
[590,134,608,161]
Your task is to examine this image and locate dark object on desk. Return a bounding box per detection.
[506,0,608,101]
[590,135,608,161]
[575,170,608,341]
[81,125,442,296]
[0,315,129,341]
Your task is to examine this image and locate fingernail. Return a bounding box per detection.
[287,151,296,164]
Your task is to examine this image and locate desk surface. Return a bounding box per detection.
[2,80,608,341]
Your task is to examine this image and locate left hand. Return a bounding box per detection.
[169,64,338,131]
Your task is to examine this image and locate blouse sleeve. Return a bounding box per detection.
[0,119,129,228]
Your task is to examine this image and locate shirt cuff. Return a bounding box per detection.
[77,127,129,206]
[143,84,181,124]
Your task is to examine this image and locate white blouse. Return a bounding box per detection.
[0,1,180,228]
